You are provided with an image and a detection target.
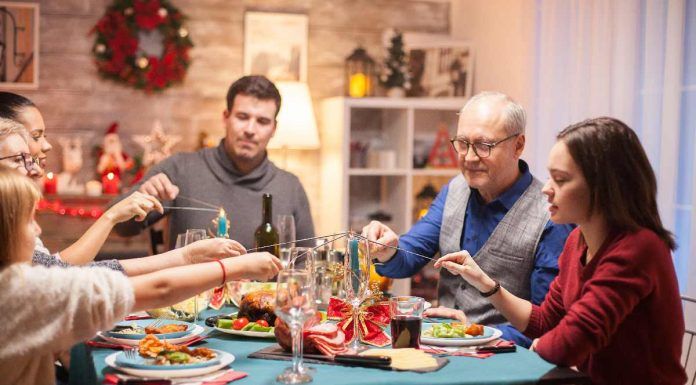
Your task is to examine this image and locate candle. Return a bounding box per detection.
[216,208,228,238]
[102,172,120,194]
[85,180,102,197]
[349,238,360,296]
[349,73,368,97]
[43,172,57,195]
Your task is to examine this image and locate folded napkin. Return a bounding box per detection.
[103,369,247,385]
[420,339,516,359]
[124,312,152,321]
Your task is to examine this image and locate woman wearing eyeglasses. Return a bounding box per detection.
[436,117,686,384]
[0,118,41,178]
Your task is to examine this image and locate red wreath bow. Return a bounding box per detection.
[327,297,391,347]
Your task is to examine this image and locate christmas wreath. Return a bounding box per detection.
[90,0,193,92]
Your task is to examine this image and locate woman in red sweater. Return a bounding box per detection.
[436,117,686,385]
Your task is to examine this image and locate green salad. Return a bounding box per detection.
[423,323,478,338]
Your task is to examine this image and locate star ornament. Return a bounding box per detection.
[132,120,182,167]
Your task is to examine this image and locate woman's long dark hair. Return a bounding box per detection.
[0,92,35,121]
[558,117,676,250]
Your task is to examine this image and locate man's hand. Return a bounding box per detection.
[529,338,539,352]
[423,306,467,324]
[183,238,247,264]
[104,191,163,224]
[228,252,282,281]
[360,221,398,262]
[138,172,179,201]
[434,251,496,293]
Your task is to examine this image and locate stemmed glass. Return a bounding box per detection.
[277,214,296,250]
[345,234,372,352]
[175,229,210,321]
[275,269,316,384]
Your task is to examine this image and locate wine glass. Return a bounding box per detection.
[275,270,316,384]
[276,214,296,252]
[172,229,210,321]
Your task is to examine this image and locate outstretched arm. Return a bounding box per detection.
[59,192,163,265]
[119,238,246,276]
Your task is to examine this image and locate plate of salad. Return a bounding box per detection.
[212,313,275,339]
[420,322,502,346]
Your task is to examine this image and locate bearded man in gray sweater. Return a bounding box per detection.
[113,76,315,250]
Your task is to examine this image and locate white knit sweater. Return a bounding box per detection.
[0,263,134,385]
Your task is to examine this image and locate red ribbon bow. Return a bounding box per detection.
[327,297,391,347]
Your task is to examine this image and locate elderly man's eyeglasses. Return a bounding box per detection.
[0,153,40,172]
[449,134,519,159]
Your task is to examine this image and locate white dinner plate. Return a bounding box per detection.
[420,324,502,347]
[105,350,235,378]
[97,324,205,346]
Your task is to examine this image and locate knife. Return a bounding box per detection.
[265,352,392,368]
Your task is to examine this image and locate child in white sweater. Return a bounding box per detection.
[0,165,282,385]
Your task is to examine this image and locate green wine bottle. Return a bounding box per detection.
[254,193,280,257]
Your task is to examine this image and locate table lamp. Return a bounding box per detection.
[269,81,320,167]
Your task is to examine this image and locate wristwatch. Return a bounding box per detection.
[479,281,501,298]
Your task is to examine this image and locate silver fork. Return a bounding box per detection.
[147,319,164,330]
[124,347,138,360]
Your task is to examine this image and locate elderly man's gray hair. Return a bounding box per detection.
[460,91,526,135]
[0,117,28,140]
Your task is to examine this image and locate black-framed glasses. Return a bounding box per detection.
[0,153,39,172]
[449,134,519,159]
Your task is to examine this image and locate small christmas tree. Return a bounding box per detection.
[379,29,411,91]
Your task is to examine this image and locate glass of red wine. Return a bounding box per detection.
[389,296,425,349]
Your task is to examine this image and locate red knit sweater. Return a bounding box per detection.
[525,228,686,385]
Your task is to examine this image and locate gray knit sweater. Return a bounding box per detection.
[113,142,315,250]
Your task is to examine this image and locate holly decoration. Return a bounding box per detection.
[379,29,411,90]
[90,0,193,92]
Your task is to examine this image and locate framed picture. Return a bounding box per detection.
[243,11,308,82]
[0,2,39,89]
[404,33,473,98]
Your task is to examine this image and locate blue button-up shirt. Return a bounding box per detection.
[376,161,573,347]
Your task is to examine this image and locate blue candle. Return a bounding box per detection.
[216,208,228,238]
[349,238,360,295]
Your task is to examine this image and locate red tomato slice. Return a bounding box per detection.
[233,317,249,330]
[256,319,269,327]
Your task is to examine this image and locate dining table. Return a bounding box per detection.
[69,306,591,385]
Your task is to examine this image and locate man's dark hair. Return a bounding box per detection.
[0,92,35,120]
[225,76,282,118]
[558,116,676,250]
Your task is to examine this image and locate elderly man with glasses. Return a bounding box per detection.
[362,92,573,347]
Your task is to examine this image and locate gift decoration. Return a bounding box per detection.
[132,120,182,168]
[97,122,134,180]
[90,0,193,92]
[327,297,391,347]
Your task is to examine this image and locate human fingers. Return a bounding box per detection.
[434,251,468,268]
[142,193,164,214]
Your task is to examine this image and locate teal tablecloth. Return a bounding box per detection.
[71,307,587,385]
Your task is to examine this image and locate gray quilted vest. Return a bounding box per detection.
[437,175,550,325]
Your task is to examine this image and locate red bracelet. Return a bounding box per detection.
[215,259,226,286]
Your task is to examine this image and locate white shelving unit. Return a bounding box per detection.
[319,97,466,295]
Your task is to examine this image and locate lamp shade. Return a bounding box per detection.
[268,81,320,149]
